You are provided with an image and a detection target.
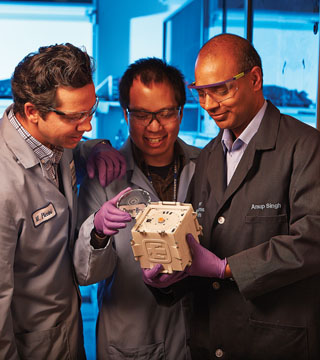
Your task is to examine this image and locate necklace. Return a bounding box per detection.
[146,159,178,202]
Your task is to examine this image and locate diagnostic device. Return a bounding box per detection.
[131,201,202,273]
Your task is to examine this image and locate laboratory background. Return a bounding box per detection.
[0,0,319,358]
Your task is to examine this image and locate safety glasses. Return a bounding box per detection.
[188,70,250,104]
[48,96,99,123]
[127,107,181,127]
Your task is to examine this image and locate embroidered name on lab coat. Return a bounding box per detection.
[32,203,57,227]
[251,203,282,210]
[196,202,205,218]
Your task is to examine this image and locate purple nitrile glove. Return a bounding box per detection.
[142,264,189,288]
[87,142,127,187]
[94,187,132,236]
[185,233,227,278]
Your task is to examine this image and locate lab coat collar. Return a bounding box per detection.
[1,105,39,169]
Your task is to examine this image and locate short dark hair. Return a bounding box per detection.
[11,43,95,118]
[236,37,263,76]
[119,57,186,109]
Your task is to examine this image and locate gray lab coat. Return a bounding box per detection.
[0,105,97,359]
[75,137,200,360]
[186,101,320,359]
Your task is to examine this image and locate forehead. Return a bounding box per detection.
[55,83,96,109]
[129,78,176,110]
[194,52,239,86]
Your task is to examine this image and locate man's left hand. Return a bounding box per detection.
[86,142,126,187]
[142,264,188,288]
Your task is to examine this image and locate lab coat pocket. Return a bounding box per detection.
[107,341,166,360]
[245,213,287,224]
[15,322,70,360]
[244,214,288,245]
[248,318,308,360]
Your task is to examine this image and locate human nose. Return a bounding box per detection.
[146,113,162,130]
[77,115,93,132]
[201,92,220,111]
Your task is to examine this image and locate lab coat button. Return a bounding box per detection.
[215,348,224,358]
[212,281,220,290]
[218,216,225,224]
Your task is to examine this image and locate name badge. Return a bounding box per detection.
[32,203,56,227]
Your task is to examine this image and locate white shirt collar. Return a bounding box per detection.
[222,100,267,152]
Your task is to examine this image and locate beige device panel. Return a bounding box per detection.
[131,201,203,273]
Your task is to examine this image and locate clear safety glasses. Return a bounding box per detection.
[127,107,181,127]
[188,70,250,104]
[48,96,99,123]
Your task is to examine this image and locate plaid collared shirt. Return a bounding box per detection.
[8,109,63,187]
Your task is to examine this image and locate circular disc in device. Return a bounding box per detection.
[116,189,151,218]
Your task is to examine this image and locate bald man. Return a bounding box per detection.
[144,34,320,360]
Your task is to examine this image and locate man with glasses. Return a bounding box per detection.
[144,34,320,359]
[0,43,125,359]
[48,95,100,122]
[74,57,200,359]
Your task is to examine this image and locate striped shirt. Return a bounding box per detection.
[8,108,63,187]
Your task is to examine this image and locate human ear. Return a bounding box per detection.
[24,102,41,124]
[250,66,263,91]
[179,106,184,124]
[123,108,129,125]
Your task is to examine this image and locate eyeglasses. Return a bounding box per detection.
[48,96,99,123]
[188,70,250,104]
[127,107,181,127]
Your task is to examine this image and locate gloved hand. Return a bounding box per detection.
[94,187,132,236]
[87,142,127,187]
[185,233,227,278]
[142,264,189,288]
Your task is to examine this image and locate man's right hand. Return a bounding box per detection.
[185,234,227,278]
[94,187,132,236]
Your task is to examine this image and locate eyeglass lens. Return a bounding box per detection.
[128,108,180,126]
[192,81,238,104]
[57,97,99,123]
